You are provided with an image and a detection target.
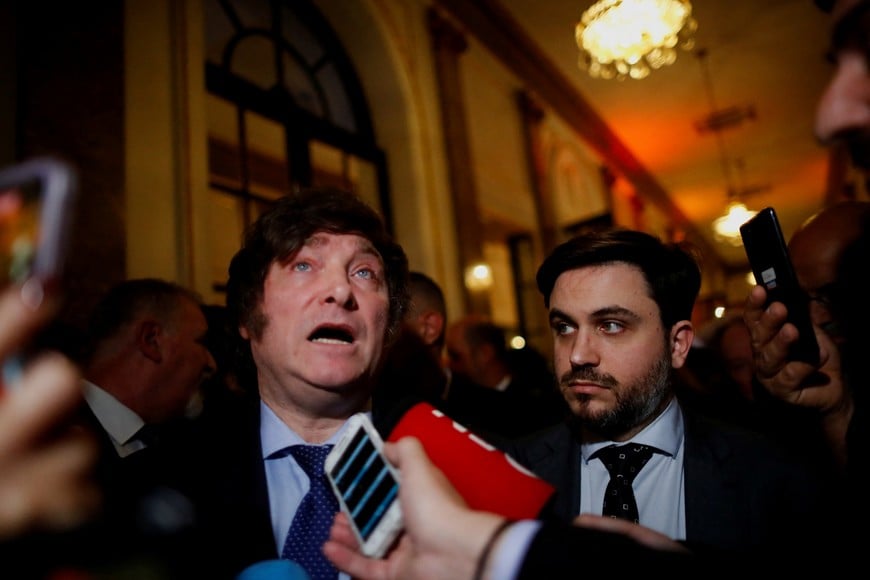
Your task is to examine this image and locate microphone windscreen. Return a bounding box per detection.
[387,402,554,519]
[236,559,311,580]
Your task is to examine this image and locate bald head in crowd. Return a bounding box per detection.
[788,200,870,338]
[403,271,448,363]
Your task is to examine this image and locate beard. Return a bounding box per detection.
[559,351,672,440]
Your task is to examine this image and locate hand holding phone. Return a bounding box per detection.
[325,413,403,558]
[740,207,820,365]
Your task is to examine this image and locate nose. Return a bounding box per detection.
[204,350,217,376]
[568,331,599,368]
[815,52,870,144]
[322,272,357,309]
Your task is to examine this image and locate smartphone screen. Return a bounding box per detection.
[740,207,820,365]
[325,414,402,557]
[0,158,77,288]
[0,176,42,286]
[0,158,77,389]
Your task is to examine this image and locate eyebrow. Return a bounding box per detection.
[549,305,641,323]
[350,243,385,270]
[302,233,382,261]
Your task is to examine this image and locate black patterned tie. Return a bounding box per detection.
[593,443,656,523]
[281,444,339,580]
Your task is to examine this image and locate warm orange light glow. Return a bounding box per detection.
[713,201,756,246]
[464,262,493,291]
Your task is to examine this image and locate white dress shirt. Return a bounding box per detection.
[579,397,687,539]
[261,402,360,579]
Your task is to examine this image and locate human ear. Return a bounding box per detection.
[669,321,694,369]
[137,320,163,363]
[418,311,445,347]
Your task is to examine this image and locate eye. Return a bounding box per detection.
[599,320,624,334]
[291,261,312,272]
[551,320,575,336]
[353,266,381,281]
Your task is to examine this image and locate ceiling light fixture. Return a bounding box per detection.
[713,201,756,246]
[694,48,758,245]
[575,0,697,80]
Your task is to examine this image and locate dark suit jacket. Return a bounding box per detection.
[68,394,295,578]
[15,402,210,577]
[501,405,833,553]
[74,403,165,495]
[168,394,277,578]
[517,521,703,578]
[514,520,840,578]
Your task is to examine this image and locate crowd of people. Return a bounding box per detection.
[1,0,868,578]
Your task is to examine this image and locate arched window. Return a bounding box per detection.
[203,0,390,291]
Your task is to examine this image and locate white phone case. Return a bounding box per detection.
[325,413,403,558]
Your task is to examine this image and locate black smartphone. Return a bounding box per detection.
[740,206,820,365]
[0,157,78,288]
[325,413,403,558]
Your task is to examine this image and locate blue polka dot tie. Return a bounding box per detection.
[593,443,656,523]
[281,445,339,580]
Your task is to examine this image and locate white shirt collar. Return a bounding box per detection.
[82,379,147,455]
[581,397,684,462]
[259,400,366,459]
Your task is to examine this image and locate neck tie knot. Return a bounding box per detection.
[592,443,657,523]
[288,444,332,475]
[282,444,338,580]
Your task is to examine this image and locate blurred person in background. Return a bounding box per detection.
[79,278,216,462]
[743,0,870,525]
[373,271,451,434]
[445,314,567,440]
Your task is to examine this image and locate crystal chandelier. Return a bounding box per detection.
[575,0,697,80]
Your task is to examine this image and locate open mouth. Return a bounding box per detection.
[309,324,355,345]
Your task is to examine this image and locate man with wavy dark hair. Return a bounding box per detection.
[178,187,410,578]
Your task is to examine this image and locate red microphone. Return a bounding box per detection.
[386,402,555,520]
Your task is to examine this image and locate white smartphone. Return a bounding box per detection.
[0,157,78,288]
[325,413,403,558]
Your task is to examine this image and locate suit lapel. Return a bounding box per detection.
[503,423,581,521]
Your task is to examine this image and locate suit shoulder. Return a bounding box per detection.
[501,422,573,463]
